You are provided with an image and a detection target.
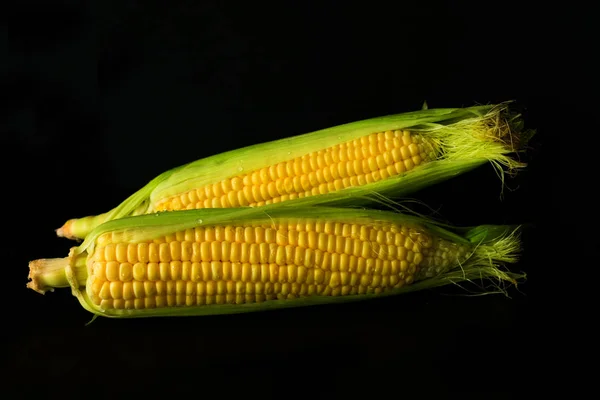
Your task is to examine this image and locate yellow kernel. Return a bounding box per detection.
[123,299,135,309]
[121,282,134,300]
[92,262,106,281]
[355,258,366,274]
[170,241,182,261]
[391,146,403,162]
[209,261,221,280]
[127,244,138,263]
[360,275,371,286]
[340,272,350,286]
[131,298,143,309]
[106,261,119,282]
[414,253,423,265]
[277,265,288,283]
[314,269,325,284]
[144,297,156,309]
[188,189,199,204]
[196,281,206,296]
[374,154,386,170]
[374,259,384,274]
[166,281,176,295]
[265,282,275,295]
[100,299,114,309]
[397,246,407,260]
[178,261,190,281]
[209,240,221,261]
[262,264,274,283]
[155,296,167,308]
[110,281,123,299]
[214,281,225,295]
[115,243,127,263]
[146,262,159,281]
[130,281,143,298]
[104,244,116,262]
[205,227,216,242]
[257,242,270,264]
[266,263,278,283]
[175,281,187,294]
[371,275,382,287]
[158,262,169,281]
[224,261,235,281]
[376,230,386,244]
[394,161,406,174]
[99,281,112,300]
[90,279,104,296]
[238,243,250,262]
[408,143,419,156]
[400,260,409,272]
[206,281,216,296]
[188,262,200,281]
[328,253,339,272]
[119,262,133,281]
[234,280,245,295]
[189,242,200,262]
[155,281,166,295]
[265,228,277,244]
[169,260,181,280]
[96,233,111,247]
[148,243,159,263]
[286,264,297,283]
[253,281,264,295]
[199,242,210,262]
[183,295,195,306]
[296,266,308,283]
[231,177,243,190]
[329,272,341,288]
[365,258,375,275]
[389,261,399,276]
[386,164,396,177]
[399,145,412,161]
[247,243,259,264]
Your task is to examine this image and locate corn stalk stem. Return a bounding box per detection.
[27,251,87,294]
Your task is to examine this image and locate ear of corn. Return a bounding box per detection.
[57,103,532,241]
[31,205,524,319]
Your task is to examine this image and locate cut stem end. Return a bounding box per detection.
[27,257,71,294]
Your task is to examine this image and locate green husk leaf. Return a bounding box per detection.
[58,103,532,240]
[52,206,524,318]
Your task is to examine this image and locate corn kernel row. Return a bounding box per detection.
[154,130,437,210]
[90,272,412,307]
[90,258,419,285]
[97,281,402,310]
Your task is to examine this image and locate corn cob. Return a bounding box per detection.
[57,103,532,241]
[31,206,523,318]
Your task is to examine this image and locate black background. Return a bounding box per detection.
[1,1,588,398]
